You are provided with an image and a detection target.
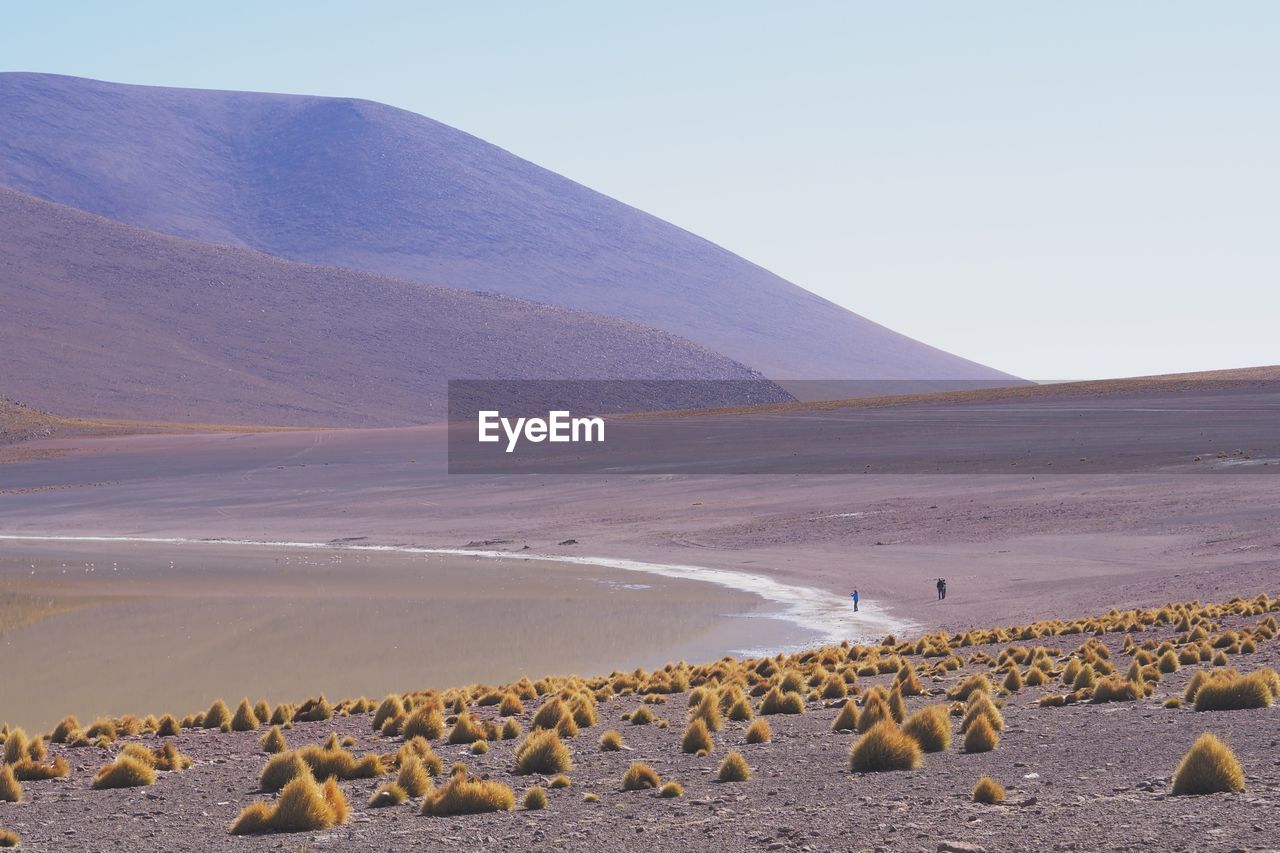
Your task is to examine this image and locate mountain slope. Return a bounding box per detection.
[0,186,789,427]
[0,72,1014,382]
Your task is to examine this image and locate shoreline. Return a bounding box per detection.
[0,532,915,650]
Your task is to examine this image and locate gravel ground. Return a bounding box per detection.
[3,602,1279,852]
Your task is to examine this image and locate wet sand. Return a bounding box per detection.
[0,540,813,731]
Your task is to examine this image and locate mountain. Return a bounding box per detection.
[0,186,790,427]
[0,72,1015,383]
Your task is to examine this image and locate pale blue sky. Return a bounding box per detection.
[4,2,1277,378]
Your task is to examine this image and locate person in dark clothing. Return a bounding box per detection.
[936,578,946,600]
[850,589,859,612]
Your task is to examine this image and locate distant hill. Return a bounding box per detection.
[0,72,1015,383]
[0,187,790,427]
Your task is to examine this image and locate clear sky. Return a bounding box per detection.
[4,2,1276,379]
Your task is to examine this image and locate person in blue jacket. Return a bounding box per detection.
[850,589,859,612]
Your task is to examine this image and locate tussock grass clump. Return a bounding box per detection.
[973,776,1005,804]
[690,693,723,732]
[401,706,445,741]
[260,752,307,792]
[0,829,17,848]
[745,719,772,744]
[1172,733,1245,795]
[156,715,181,737]
[0,766,21,803]
[421,769,515,816]
[92,754,156,789]
[234,769,349,833]
[717,750,751,782]
[849,721,922,773]
[532,698,568,730]
[203,699,232,729]
[470,740,489,755]
[1193,671,1274,712]
[549,774,571,789]
[831,700,859,732]
[368,783,408,807]
[152,741,192,772]
[599,730,624,751]
[963,714,999,753]
[961,694,1004,733]
[499,693,525,717]
[902,705,952,753]
[260,726,287,754]
[11,756,69,781]
[856,694,891,734]
[948,675,992,701]
[681,719,714,754]
[397,738,444,778]
[1,730,28,765]
[759,687,805,715]
[447,713,486,745]
[622,761,660,791]
[727,696,753,722]
[523,785,548,810]
[372,695,406,732]
[628,706,654,725]
[514,729,572,775]
[396,756,432,797]
[1092,676,1141,704]
[228,698,259,732]
[50,715,80,744]
[658,780,683,798]
[294,696,334,723]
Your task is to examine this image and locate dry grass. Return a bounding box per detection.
[514,729,572,775]
[1172,733,1245,795]
[92,755,156,789]
[849,721,922,773]
[421,769,515,816]
[599,730,624,751]
[658,780,683,798]
[973,776,1006,804]
[629,706,655,725]
[681,719,714,754]
[49,715,80,744]
[372,695,405,732]
[231,698,260,732]
[759,687,805,715]
[902,706,952,753]
[11,756,69,781]
[395,756,432,797]
[856,694,891,734]
[717,750,751,782]
[260,726,287,754]
[203,699,232,729]
[963,714,999,753]
[447,713,486,745]
[234,768,349,833]
[523,785,548,810]
[0,829,17,848]
[745,719,773,744]
[0,766,20,803]
[831,699,859,732]
[1,729,28,765]
[622,761,661,791]
[1193,671,1274,711]
[368,783,408,807]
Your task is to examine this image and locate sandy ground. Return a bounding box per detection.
[1,393,1277,636]
[1,603,1277,852]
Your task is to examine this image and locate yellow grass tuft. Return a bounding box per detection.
[421,769,515,816]
[397,737,444,778]
[856,694,891,734]
[50,715,80,744]
[156,715,181,737]
[717,750,751,782]
[259,752,307,792]
[690,693,723,732]
[514,729,572,775]
[1193,671,1274,711]
[1171,732,1245,795]
[727,696,753,721]
[681,719,714,754]
[368,782,408,807]
[523,785,548,809]
[849,721,922,773]
[745,719,772,744]
[831,699,859,732]
[622,761,660,791]
[228,802,274,836]
[260,725,287,754]
[153,741,192,772]
[902,705,952,753]
[396,756,432,797]
[1,729,28,765]
[11,756,70,781]
[759,687,805,715]
[963,714,999,753]
[92,754,156,789]
[502,719,522,740]
[549,774,571,789]
[269,770,348,831]
[0,829,17,848]
[628,705,655,725]
[658,780,683,798]
[973,776,1005,804]
[401,706,445,741]
[499,693,525,717]
[203,699,232,729]
[0,766,21,803]
[231,698,260,732]
[599,730,624,751]
[447,713,486,745]
[372,695,406,732]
